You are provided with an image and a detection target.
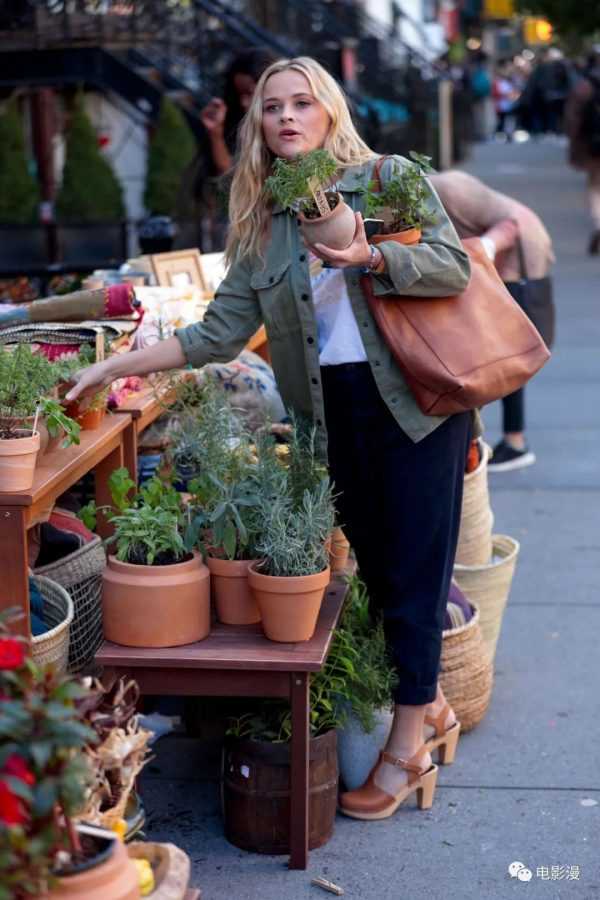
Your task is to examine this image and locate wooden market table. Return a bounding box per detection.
[0,414,132,637]
[95,579,347,871]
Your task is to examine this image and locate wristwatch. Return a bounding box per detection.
[361,244,380,274]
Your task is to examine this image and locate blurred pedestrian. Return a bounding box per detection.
[565,50,600,254]
[431,170,555,471]
[200,47,277,176]
[468,50,493,141]
[492,59,519,140]
[521,47,574,136]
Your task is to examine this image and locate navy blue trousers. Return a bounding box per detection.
[321,362,472,706]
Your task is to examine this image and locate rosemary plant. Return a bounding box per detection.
[265,149,339,216]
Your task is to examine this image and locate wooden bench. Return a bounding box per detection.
[0,414,132,637]
[95,580,347,871]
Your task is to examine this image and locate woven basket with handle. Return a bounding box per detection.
[455,441,494,567]
[439,601,493,733]
[31,575,74,674]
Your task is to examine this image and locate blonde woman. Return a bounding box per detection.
[67,57,472,820]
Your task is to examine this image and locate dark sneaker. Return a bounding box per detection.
[488,439,536,472]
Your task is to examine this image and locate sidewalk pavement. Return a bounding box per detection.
[139,139,600,900]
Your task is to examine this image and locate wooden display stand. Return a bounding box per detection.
[0,415,132,637]
[96,581,346,871]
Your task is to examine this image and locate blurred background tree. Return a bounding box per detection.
[144,98,196,216]
[0,98,40,224]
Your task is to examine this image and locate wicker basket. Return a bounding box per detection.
[35,537,106,672]
[455,442,494,567]
[439,602,493,733]
[453,534,520,663]
[31,575,74,673]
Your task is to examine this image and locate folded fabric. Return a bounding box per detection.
[35,523,83,568]
[49,508,95,544]
[29,577,48,636]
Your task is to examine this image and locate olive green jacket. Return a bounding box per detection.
[176,155,473,459]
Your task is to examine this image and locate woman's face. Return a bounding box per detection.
[262,69,330,159]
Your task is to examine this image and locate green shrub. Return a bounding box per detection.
[0,98,39,224]
[144,98,196,216]
[56,94,124,223]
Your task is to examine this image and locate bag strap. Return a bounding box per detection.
[371,155,391,193]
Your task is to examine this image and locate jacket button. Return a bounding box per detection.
[307,336,314,345]
[362,321,369,328]
[269,276,274,283]
[299,254,306,262]
[374,360,381,366]
[316,418,323,426]
[311,377,318,385]
[301,293,309,301]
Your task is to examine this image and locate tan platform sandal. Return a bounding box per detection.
[424,702,461,765]
[338,745,438,820]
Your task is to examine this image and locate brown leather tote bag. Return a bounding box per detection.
[361,236,551,416]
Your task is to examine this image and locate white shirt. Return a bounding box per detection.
[309,254,367,366]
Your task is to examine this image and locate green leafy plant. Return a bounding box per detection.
[0,609,95,899]
[336,575,397,733]
[0,98,40,225]
[265,149,339,218]
[144,98,196,216]
[0,346,77,444]
[110,504,186,566]
[39,397,81,448]
[362,151,435,233]
[55,93,124,223]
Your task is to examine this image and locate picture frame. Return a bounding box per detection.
[149,249,207,291]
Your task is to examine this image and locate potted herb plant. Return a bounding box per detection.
[222,624,356,854]
[334,575,399,791]
[265,149,356,250]
[0,610,141,899]
[363,151,435,247]
[96,468,210,648]
[0,346,79,491]
[249,476,335,643]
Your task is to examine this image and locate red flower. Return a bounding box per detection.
[0,780,26,826]
[3,755,35,787]
[0,638,25,670]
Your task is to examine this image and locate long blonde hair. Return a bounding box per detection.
[225,56,376,264]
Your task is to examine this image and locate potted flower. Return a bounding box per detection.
[334,575,399,791]
[222,624,356,854]
[0,346,79,491]
[0,610,140,899]
[265,149,356,250]
[98,469,210,648]
[362,151,435,247]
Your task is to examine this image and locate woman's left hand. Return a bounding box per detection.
[310,212,372,269]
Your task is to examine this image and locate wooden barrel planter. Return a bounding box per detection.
[455,441,494,567]
[222,730,338,855]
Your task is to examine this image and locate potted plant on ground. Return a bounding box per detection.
[362,151,435,247]
[0,346,80,491]
[0,609,141,899]
[222,624,356,854]
[97,469,210,648]
[265,149,356,250]
[334,575,398,791]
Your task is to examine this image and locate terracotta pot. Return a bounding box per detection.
[371,226,421,247]
[248,562,330,642]
[298,193,356,250]
[44,836,140,899]
[127,842,191,900]
[0,430,40,491]
[207,556,261,625]
[328,526,351,573]
[102,551,210,647]
[64,400,106,430]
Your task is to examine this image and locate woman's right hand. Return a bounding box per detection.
[200,98,227,137]
[65,359,116,403]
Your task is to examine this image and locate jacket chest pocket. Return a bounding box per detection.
[250,261,299,338]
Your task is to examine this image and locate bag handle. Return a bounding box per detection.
[371,155,391,193]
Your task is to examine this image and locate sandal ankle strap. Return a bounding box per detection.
[424,701,452,737]
[381,749,428,776]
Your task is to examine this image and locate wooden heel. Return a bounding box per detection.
[437,722,461,765]
[416,765,438,810]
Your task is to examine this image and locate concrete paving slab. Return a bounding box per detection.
[139,774,599,900]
